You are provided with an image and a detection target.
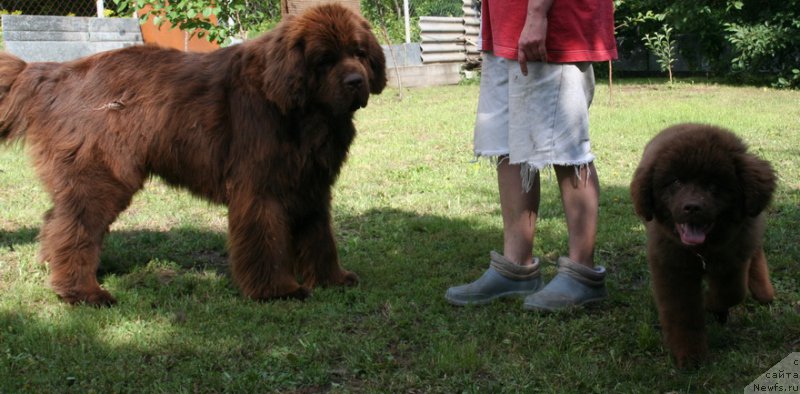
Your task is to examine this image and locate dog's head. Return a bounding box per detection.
[253,4,386,115]
[630,124,776,246]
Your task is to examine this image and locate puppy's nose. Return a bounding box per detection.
[344,73,364,90]
[683,203,701,214]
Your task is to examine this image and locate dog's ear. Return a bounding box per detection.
[630,163,655,221]
[736,152,776,217]
[361,21,387,95]
[259,19,307,114]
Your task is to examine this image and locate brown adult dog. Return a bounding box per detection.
[0,4,386,306]
[630,123,777,368]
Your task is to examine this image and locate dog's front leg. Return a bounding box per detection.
[293,209,358,289]
[705,262,748,324]
[227,192,308,301]
[649,251,707,369]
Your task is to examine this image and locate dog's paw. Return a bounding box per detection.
[282,286,311,300]
[249,285,311,302]
[336,270,359,287]
[673,351,706,370]
[711,310,729,324]
[59,287,117,307]
[311,269,359,288]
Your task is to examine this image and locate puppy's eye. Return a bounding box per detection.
[355,48,367,59]
[664,179,681,189]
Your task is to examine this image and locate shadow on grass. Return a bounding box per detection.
[0,226,38,251]
[2,182,796,303]
[0,226,229,275]
[1,185,798,391]
[0,184,647,305]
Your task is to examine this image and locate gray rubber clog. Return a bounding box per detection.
[523,256,607,312]
[445,252,543,306]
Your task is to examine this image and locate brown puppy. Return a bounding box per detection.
[0,4,386,305]
[630,123,777,368]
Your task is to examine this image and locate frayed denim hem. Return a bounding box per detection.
[473,153,594,192]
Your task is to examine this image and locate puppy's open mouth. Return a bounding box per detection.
[675,223,714,246]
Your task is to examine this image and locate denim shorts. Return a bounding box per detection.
[473,53,596,188]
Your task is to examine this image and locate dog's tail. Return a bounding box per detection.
[0,52,28,141]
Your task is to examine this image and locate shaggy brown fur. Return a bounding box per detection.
[630,123,777,368]
[0,4,386,306]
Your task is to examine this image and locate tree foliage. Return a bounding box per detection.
[615,0,800,88]
[111,0,461,46]
[642,25,676,83]
[113,0,281,44]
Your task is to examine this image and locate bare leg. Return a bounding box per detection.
[554,163,599,267]
[444,158,544,306]
[497,158,540,266]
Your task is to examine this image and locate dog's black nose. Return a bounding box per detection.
[683,203,701,214]
[344,73,364,90]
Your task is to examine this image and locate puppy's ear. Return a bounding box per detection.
[362,22,387,94]
[630,163,655,221]
[260,23,307,114]
[736,152,776,217]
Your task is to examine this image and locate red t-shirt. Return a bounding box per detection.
[480,0,618,63]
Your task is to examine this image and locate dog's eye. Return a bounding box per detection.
[664,179,681,189]
[317,53,337,69]
[355,48,367,59]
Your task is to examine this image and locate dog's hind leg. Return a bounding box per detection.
[39,165,137,306]
[746,247,774,303]
[227,192,308,301]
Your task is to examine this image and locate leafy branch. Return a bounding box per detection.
[113,0,270,45]
[642,24,676,83]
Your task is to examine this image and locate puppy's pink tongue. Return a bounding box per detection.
[678,223,706,245]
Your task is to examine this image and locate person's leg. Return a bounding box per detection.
[445,52,544,306]
[497,158,540,266]
[554,163,599,268]
[444,161,543,306]
[523,162,606,311]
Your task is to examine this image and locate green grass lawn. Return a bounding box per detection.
[1,79,799,392]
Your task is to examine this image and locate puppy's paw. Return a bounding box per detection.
[672,347,707,370]
[675,355,703,370]
[711,310,729,324]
